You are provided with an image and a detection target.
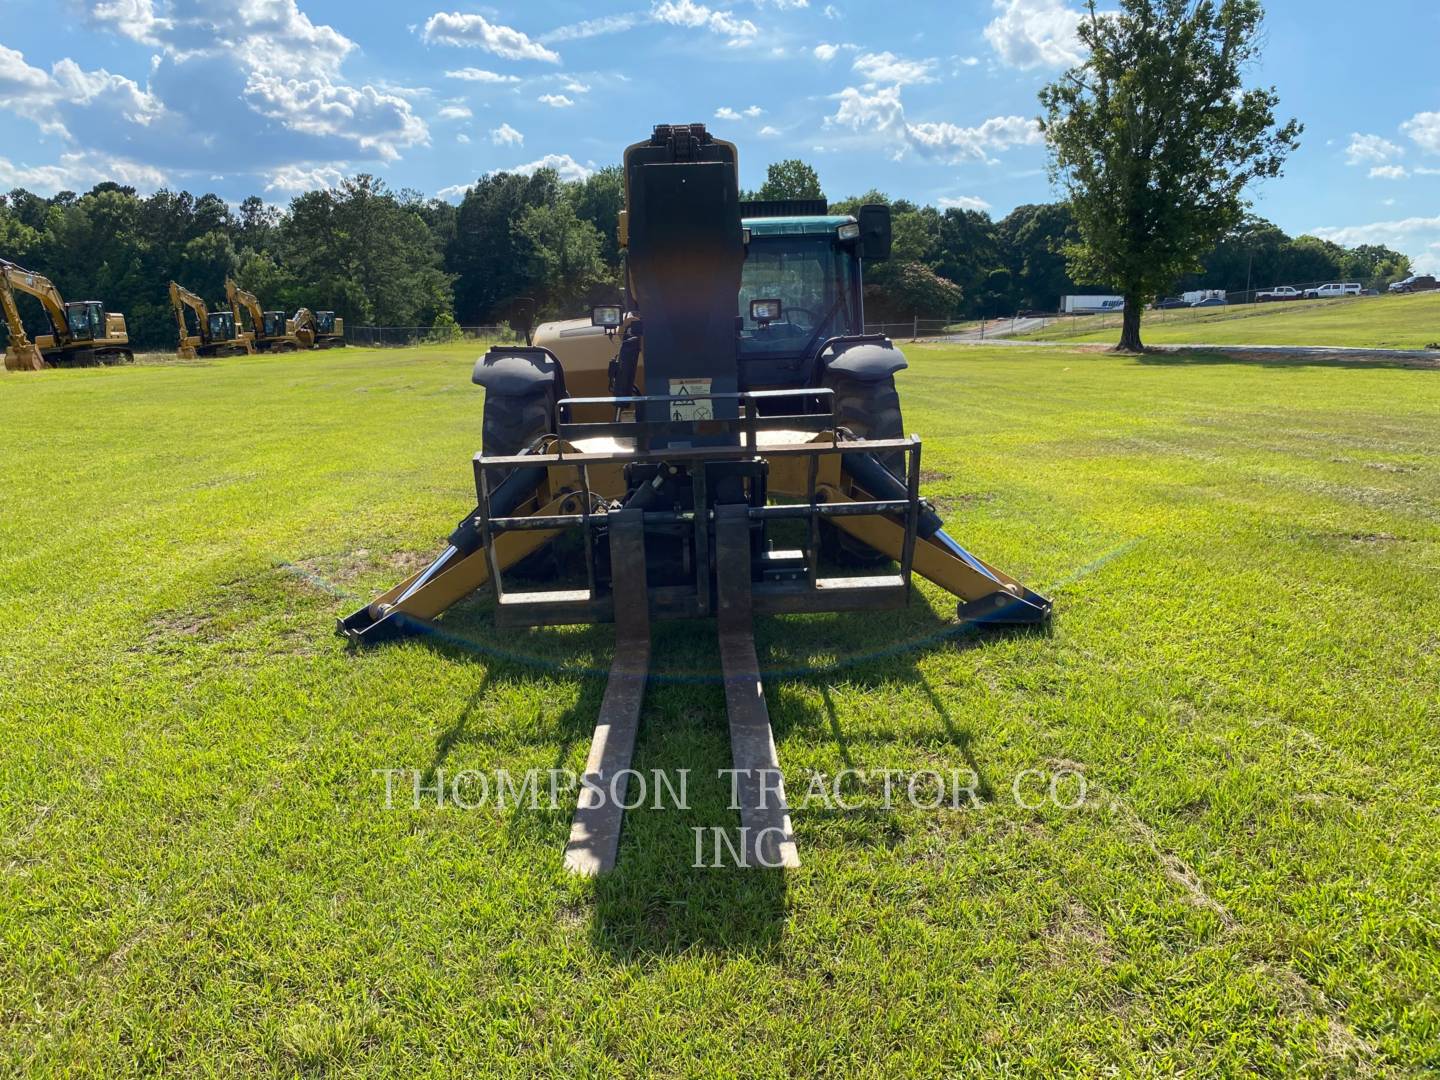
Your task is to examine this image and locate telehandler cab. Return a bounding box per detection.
[341,124,1051,874]
[169,281,255,359]
[1,258,134,370]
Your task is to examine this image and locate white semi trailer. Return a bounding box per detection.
[1061,295,1125,314]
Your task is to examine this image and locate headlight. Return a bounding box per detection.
[837,222,861,241]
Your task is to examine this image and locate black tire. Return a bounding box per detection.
[482,386,555,482]
[824,372,905,477]
[820,372,906,565]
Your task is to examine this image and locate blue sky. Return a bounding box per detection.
[1,0,1437,270]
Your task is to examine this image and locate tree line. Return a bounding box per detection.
[0,159,1409,352]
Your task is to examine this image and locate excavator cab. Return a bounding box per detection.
[65,301,104,341]
[262,311,287,337]
[207,310,238,342]
[314,311,336,334]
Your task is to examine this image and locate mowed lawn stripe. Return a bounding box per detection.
[1,343,1436,1074]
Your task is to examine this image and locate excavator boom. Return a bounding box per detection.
[3,257,132,370]
[170,280,254,360]
[226,277,311,352]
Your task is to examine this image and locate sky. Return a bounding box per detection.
[1,0,1438,271]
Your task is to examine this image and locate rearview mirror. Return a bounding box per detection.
[857,203,891,261]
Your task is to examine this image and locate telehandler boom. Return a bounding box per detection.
[225,278,314,352]
[1,258,134,371]
[341,124,1051,875]
[169,281,254,359]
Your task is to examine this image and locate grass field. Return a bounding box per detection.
[1021,288,1440,349]
[3,342,1438,1075]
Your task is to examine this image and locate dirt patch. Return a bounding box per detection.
[137,609,218,649]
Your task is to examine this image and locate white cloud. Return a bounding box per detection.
[87,0,168,44]
[829,84,905,133]
[939,195,992,211]
[564,80,591,93]
[1368,165,1408,181]
[0,152,167,194]
[1345,132,1404,166]
[540,13,643,43]
[813,43,840,61]
[652,0,758,44]
[758,125,781,137]
[457,132,470,144]
[444,67,520,83]
[0,43,52,95]
[421,12,561,63]
[715,104,763,120]
[243,74,427,162]
[829,82,1042,164]
[491,122,524,146]
[497,153,596,182]
[1,7,430,182]
[1402,111,1440,155]
[906,115,1044,163]
[852,51,937,86]
[437,104,472,120]
[538,93,574,108]
[984,0,1085,70]
[1311,214,1440,273]
[823,3,841,16]
[436,182,471,201]
[265,164,346,193]
[958,56,980,67]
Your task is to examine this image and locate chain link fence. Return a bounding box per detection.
[347,324,524,348]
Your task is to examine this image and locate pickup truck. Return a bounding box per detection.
[1256,286,1303,301]
[1304,283,1362,299]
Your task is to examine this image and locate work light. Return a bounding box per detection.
[749,298,782,325]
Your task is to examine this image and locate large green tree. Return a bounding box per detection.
[751,159,823,202]
[1039,0,1301,350]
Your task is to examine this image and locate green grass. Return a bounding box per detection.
[3,342,1438,1075]
[1022,289,1440,349]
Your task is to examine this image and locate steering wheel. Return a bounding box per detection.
[777,306,820,326]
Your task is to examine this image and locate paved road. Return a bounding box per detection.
[927,317,1050,342]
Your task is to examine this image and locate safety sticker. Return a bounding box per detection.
[668,378,713,421]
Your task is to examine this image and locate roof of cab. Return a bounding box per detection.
[742,214,855,236]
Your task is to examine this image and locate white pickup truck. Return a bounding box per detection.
[1304,283,1362,299]
[1256,286,1303,302]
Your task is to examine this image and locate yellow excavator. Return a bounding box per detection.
[2,258,134,371]
[225,278,314,352]
[292,307,345,348]
[169,281,255,360]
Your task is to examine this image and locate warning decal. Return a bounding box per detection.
[668,378,713,421]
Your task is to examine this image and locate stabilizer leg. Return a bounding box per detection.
[563,510,650,875]
[715,504,800,869]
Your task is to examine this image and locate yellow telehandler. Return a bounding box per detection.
[169,281,255,359]
[1,258,134,371]
[225,278,314,352]
[341,124,1051,874]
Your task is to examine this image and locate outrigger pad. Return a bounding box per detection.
[336,606,428,644]
[957,588,1053,627]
